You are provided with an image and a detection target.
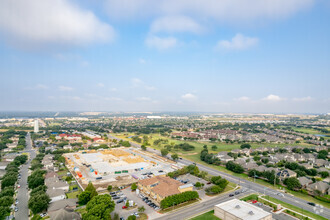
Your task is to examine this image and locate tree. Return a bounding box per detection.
[0,186,15,197]
[319,171,329,178]
[127,216,136,220]
[28,193,50,214]
[284,177,301,190]
[85,182,98,199]
[171,153,179,161]
[205,185,224,195]
[131,183,137,191]
[0,206,10,220]
[78,191,92,205]
[83,194,115,220]
[138,206,145,213]
[125,200,129,207]
[317,150,328,159]
[161,148,169,157]
[240,143,251,149]
[141,145,147,151]
[195,182,202,189]
[28,176,44,189]
[30,185,47,197]
[0,196,14,207]
[1,176,17,189]
[211,145,217,151]
[107,185,113,192]
[113,213,120,220]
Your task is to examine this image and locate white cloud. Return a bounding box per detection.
[150,15,203,34]
[236,96,250,101]
[139,58,146,64]
[131,78,156,90]
[0,0,115,49]
[145,35,177,50]
[109,88,117,92]
[131,78,144,87]
[136,97,151,101]
[263,94,284,101]
[182,93,197,100]
[293,96,312,101]
[216,34,258,50]
[97,83,105,87]
[58,86,74,91]
[104,0,314,23]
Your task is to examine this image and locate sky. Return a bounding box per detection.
[0,0,329,113]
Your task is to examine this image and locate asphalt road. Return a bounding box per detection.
[15,133,36,220]
[107,134,330,219]
[155,191,250,220]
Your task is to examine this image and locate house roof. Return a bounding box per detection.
[49,208,81,220]
[298,177,312,186]
[48,199,78,212]
[46,188,66,198]
[308,181,329,192]
[138,176,184,197]
[45,172,58,179]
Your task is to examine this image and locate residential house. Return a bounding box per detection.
[276,169,297,181]
[49,208,81,220]
[47,188,66,203]
[298,177,313,188]
[307,181,329,195]
[48,199,78,214]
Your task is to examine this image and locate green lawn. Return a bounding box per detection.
[241,194,258,201]
[190,210,220,220]
[66,190,81,199]
[260,195,328,220]
[291,127,328,135]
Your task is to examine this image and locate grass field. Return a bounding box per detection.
[113,133,311,156]
[291,127,328,135]
[66,190,80,199]
[190,210,220,220]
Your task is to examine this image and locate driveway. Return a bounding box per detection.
[15,133,36,219]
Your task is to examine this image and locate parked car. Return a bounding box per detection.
[113,196,120,200]
[116,199,124,204]
[122,206,127,209]
[229,194,234,197]
[14,207,18,212]
[252,200,258,204]
[235,191,240,195]
[207,182,211,185]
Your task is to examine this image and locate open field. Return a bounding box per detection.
[190,210,220,220]
[291,127,330,135]
[113,133,312,156]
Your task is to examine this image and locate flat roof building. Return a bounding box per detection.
[214,199,272,220]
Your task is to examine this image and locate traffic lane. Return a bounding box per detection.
[15,133,36,219]
[155,191,250,220]
[180,159,330,219]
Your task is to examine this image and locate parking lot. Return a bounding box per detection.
[111,188,161,220]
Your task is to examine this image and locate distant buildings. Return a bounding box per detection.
[34,119,39,133]
[214,199,272,220]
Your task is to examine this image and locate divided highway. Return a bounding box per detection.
[107,134,330,219]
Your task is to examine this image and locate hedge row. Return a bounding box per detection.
[160,191,199,209]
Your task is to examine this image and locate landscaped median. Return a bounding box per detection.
[241,193,328,220]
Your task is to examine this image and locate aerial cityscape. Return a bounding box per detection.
[0,1,329,220]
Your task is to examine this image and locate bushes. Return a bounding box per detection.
[226,161,244,173]
[205,185,224,195]
[160,191,199,209]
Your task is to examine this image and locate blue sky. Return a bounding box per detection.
[0,0,329,113]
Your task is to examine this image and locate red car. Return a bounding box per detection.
[252,200,258,204]
[122,206,127,209]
